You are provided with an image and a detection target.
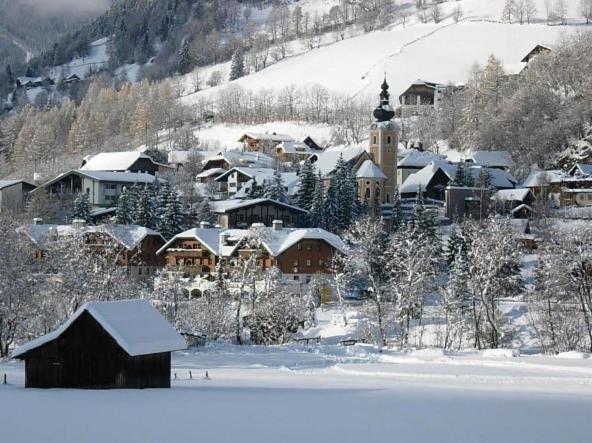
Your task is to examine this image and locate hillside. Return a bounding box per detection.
[182,0,584,102]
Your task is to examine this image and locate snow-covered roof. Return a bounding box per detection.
[215,167,276,182]
[569,164,592,176]
[18,223,163,250]
[234,172,300,199]
[37,170,161,191]
[492,188,532,202]
[239,132,294,143]
[196,168,226,178]
[356,160,386,179]
[470,151,513,168]
[203,149,275,169]
[276,141,313,154]
[168,151,191,165]
[209,198,307,214]
[522,170,563,187]
[314,146,367,177]
[157,226,347,257]
[398,150,444,168]
[81,151,156,171]
[12,299,185,358]
[400,161,516,194]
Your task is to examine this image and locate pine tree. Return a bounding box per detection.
[178,36,193,75]
[296,160,317,211]
[115,186,135,224]
[195,196,214,224]
[229,47,245,81]
[264,170,287,202]
[329,154,358,232]
[72,193,91,222]
[324,181,339,232]
[446,226,468,265]
[247,177,265,199]
[443,249,469,349]
[452,161,472,187]
[157,183,185,239]
[391,189,403,232]
[308,172,326,228]
[411,187,437,240]
[477,168,492,189]
[133,185,155,228]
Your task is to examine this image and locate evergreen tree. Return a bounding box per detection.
[133,185,155,228]
[177,36,193,75]
[115,187,135,224]
[72,192,91,222]
[264,170,287,202]
[247,178,265,199]
[477,167,492,189]
[324,181,339,231]
[329,154,359,232]
[391,189,403,232]
[446,226,468,265]
[195,196,214,224]
[229,47,245,81]
[308,172,326,228]
[410,187,437,240]
[157,183,185,239]
[451,161,473,187]
[295,160,317,211]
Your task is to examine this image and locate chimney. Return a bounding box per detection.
[72,219,86,228]
[200,221,211,229]
[272,220,283,231]
[220,232,230,246]
[33,217,43,225]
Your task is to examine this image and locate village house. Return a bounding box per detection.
[400,160,517,201]
[238,132,294,154]
[397,149,445,188]
[0,179,36,213]
[521,44,553,65]
[445,186,492,220]
[274,141,314,163]
[491,188,535,218]
[398,79,447,116]
[15,76,55,89]
[80,151,173,175]
[157,221,347,285]
[213,167,299,200]
[18,220,165,278]
[209,198,308,229]
[32,170,161,207]
[201,149,275,172]
[12,299,185,389]
[523,166,592,208]
[468,151,514,171]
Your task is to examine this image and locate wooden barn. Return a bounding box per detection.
[12,299,186,389]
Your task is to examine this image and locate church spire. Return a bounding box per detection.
[373,78,395,122]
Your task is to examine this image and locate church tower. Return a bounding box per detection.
[368,79,399,204]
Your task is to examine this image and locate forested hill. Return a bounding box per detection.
[26,0,257,82]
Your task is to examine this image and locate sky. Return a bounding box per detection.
[18,0,111,16]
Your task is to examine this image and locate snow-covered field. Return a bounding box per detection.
[1,344,592,443]
[182,0,584,103]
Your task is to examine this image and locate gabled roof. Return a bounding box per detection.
[157,226,347,257]
[314,146,368,177]
[239,132,294,143]
[521,44,553,63]
[81,151,157,171]
[18,223,164,250]
[215,167,276,182]
[356,160,386,179]
[12,299,185,358]
[398,150,444,168]
[202,149,275,170]
[276,141,313,154]
[35,170,160,192]
[400,161,516,194]
[196,168,226,179]
[522,170,564,187]
[568,164,592,176]
[209,198,307,214]
[492,188,532,202]
[470,151,513,168]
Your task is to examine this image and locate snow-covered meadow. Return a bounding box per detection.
[2,343,592,443]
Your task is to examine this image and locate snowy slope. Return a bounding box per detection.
[182,0,583,103]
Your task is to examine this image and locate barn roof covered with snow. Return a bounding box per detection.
[239,132,294,143]
[314,146,369,177]
[81,151,165,171]
[12,299,186,358]
[470,151,513,169]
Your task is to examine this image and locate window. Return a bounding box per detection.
[306,244,312,251]
[306,259,312,267]
[293,260,299,267]
[293,275,300,281]
[306,276,311,284]
[319,260,325,267]
[373,136,377,144]
[387,135,391,144]
[298,243,302,250]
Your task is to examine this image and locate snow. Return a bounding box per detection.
[19,223,163,250]
[157,225,347,258]
[471,150,514,168]
[314,145,366,176]
[203,149,275,169]
[49,38,110,80]
[481,348,521,358]
[556,351,590,360]
[76,170,160,184]
[355,159,386,179]
[80,151,153,171]
[182,0,581,104]
[492,188,531,202]
[2,342,592,443]
[398,149,445,167]
[12,299,186,358]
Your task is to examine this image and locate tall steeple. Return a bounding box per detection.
[373,78,395,122]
